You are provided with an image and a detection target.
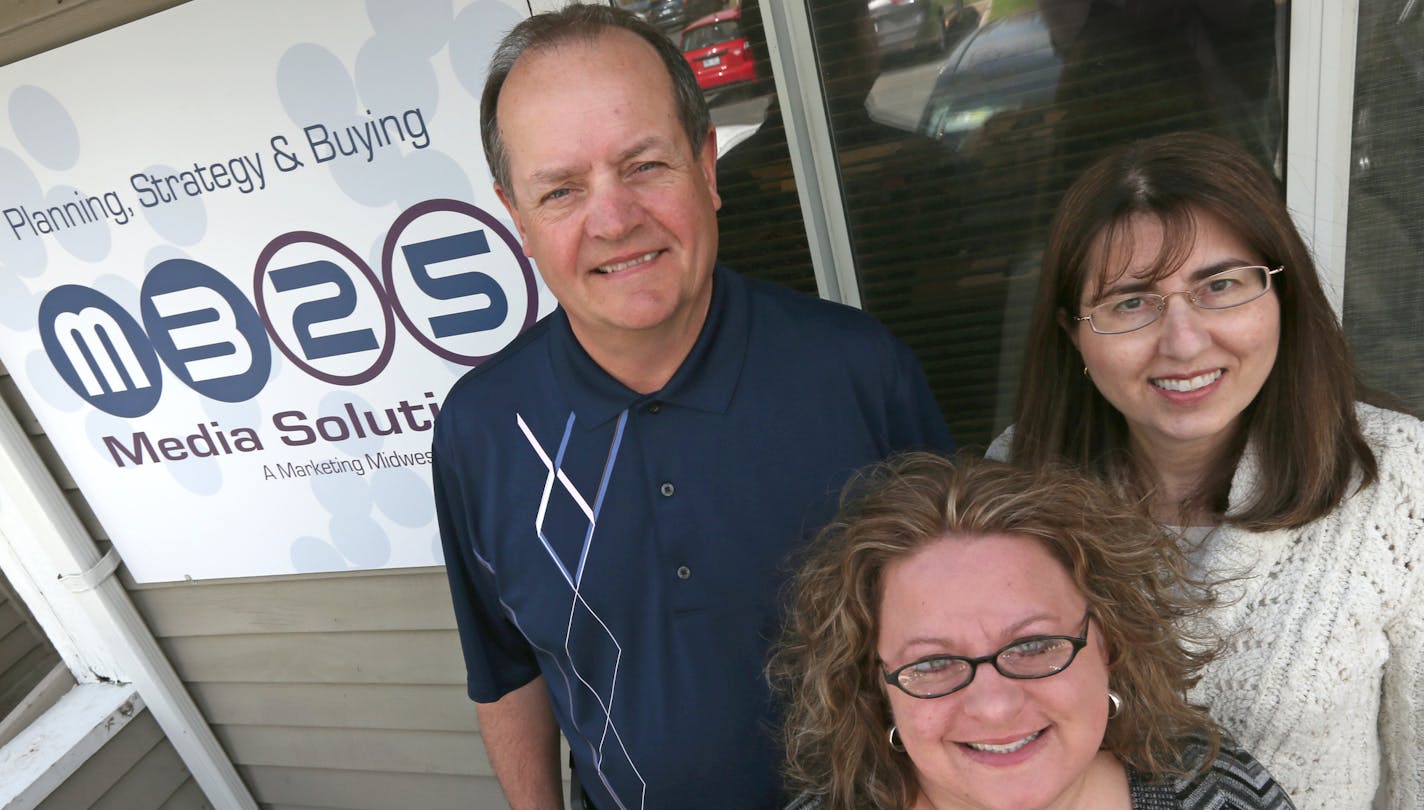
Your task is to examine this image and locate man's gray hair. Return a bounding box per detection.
[480,5,712,198]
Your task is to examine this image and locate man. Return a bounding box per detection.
[433,7,951,809]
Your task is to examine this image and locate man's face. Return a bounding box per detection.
[494,30,721,353]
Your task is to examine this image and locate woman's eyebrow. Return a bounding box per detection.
[1097,258,1257,297]
[1097,277,1153,297]
[1186,259,1256,282]
[896,613,1060,655]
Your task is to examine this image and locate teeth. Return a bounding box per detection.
[1152,369,1223,392]
[597,251,659,274]
[966,730,1040,754]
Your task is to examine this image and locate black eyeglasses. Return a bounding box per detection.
[882,613,1092,699]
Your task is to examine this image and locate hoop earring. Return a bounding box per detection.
[1082,365,1091,379]
[1107,690,1122,720]
[888,725,906,753]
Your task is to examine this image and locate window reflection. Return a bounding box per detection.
[868,0,962,57]
[713,2,821,298]
[716,0,1284,445]
[1344,0,1424,409]
[682,10,760,94]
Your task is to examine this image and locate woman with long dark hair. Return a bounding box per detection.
[994,131,1423,809]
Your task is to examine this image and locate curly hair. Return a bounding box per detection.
[1010,131,1378,528]
[768,453,1220,809]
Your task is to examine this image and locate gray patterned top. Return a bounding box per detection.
[783,735,1296,809]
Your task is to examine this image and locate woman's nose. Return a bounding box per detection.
[957,664,1027,722]
[1155,293,1212,359]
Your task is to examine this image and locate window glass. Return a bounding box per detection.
[782,0,1286,445]
[622,2,806,294]
[630,1,732,41]
[684,21,741,52]
[715,3,822,297]
[1343,0,1424,410]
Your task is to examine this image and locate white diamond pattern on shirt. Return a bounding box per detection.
[517,409,645,810]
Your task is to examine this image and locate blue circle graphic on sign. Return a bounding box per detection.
[8,85,80,171]
[38,285,163,418]
[140,258,272,402]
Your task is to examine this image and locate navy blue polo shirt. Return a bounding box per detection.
[433,264,951,809]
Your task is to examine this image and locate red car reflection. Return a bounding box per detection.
[681,9,757,92]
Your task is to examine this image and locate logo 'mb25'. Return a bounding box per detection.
[38,200,537,417]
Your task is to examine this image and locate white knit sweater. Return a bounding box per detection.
[988,403,1424,810]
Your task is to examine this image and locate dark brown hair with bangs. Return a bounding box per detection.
[1010,131,1377,529]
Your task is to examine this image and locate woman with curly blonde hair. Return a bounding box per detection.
[770,454,1293,810]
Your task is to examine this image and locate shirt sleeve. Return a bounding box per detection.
[433,426,542,703]
[885,332,956,455]
[985,425,1014,461]
[1200,737,1297,809]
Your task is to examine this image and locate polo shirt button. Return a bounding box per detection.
[676,565,692,580]
[660,482,675,497]
[648,402,662,414]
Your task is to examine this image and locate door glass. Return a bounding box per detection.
[1343,0,1424,410]
[785,0,1287,444]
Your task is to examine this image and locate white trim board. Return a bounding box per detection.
[1285,0,1358,314]
[0,393,256,809]
[0,683,142,810]
[761,0,863,307]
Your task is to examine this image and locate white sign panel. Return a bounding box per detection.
[0,0,552,582]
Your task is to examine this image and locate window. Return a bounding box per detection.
[1343,0,1424,410]
[683,20,740,52]
[789,0,1288,444]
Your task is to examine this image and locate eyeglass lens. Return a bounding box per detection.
[895,635,1080,698]
[1087,265,1273,334]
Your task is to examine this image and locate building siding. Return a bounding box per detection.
[0,3,547,807]
[125,569,506,808]
[3,351,507,808]
[36,707,204,810]
[0,573,64,742]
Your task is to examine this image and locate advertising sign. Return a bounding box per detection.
[0,0,552,582]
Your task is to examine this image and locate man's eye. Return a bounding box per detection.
[635,161,662,173]
[542,188,571,203]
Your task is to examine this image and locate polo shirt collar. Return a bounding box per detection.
[548,263,748,429]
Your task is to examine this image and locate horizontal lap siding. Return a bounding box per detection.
[0,608,58,718]
[0,0,192,67]
[0,375,65,726]
[191,682,474,731]
[36,707,199,810]
[127,569,504,809]
[160,778,212,809]
[4,364,504,807]
[91,733,194,810]
[0,567,62,736]
[0,0,509,800]
[241,766,508,810]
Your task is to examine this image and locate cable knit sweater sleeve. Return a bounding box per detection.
[1187,404,1424,810]
[1372,407,1424,809]
[987,408,1423,807]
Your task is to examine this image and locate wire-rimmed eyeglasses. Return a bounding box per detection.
[1074,265,1284,335]
[882,612,1092,700]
